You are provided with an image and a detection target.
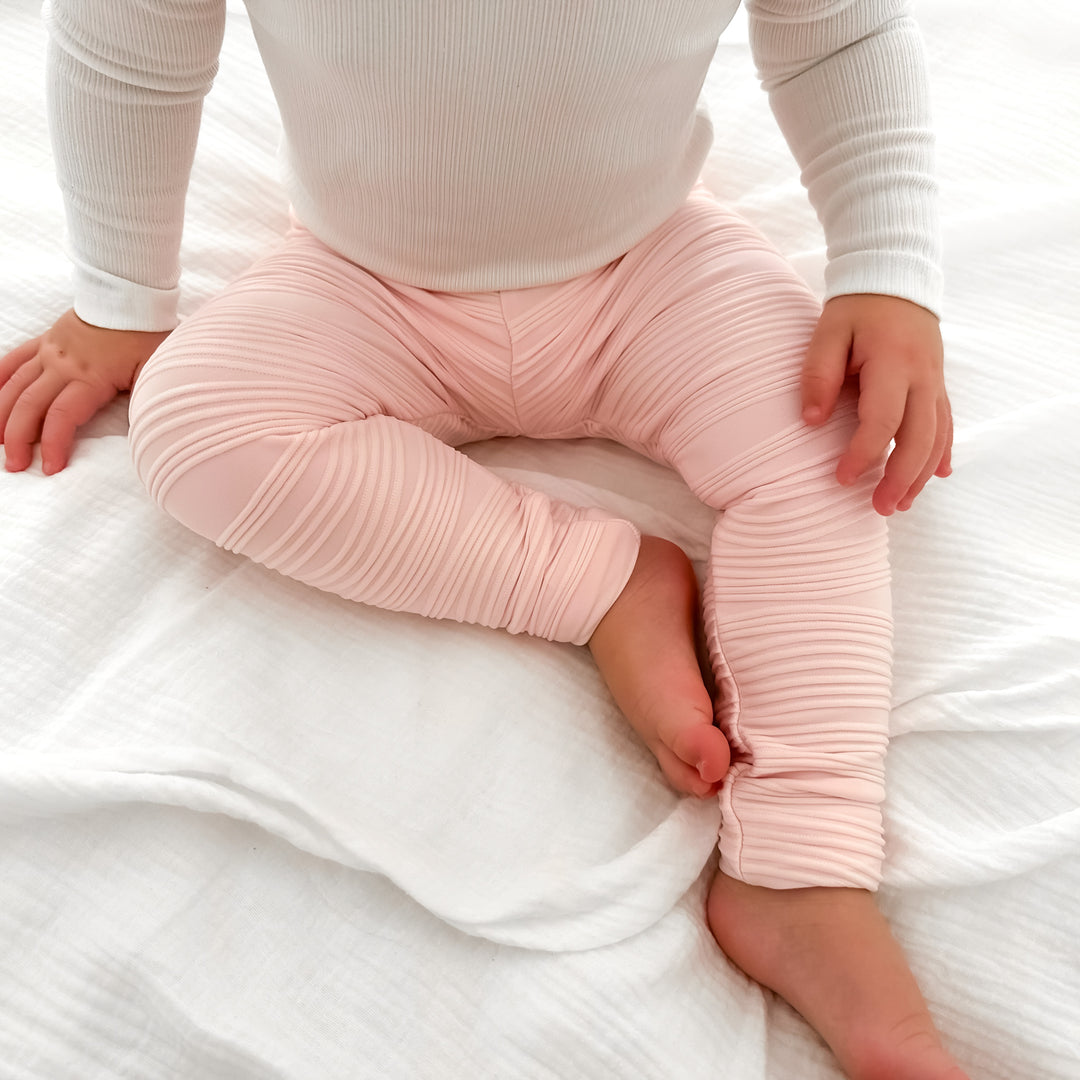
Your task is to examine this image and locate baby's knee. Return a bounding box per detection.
[128,346,283,544]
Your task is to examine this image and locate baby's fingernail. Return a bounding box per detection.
[803,406,822,424]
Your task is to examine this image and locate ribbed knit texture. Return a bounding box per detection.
[44,0,940,331]
[129,191,893,889]
[748,0,942,311]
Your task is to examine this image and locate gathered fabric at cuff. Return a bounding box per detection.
[71,260,181,332]
[825,249,944,320]
[717,757,887,891]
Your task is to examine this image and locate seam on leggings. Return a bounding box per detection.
[497,290,524,430]
[727,785,746,882]
[719,642,746,881]
[707,590,746,879]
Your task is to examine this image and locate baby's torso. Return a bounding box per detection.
[243,0,741,290]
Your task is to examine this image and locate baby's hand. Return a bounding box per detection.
[0,309,170,475]
[800,294,952,517]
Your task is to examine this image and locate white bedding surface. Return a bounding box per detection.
[2,1,1079,1077]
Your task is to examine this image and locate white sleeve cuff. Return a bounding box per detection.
[824,250,943,319]
[71,260,180,332]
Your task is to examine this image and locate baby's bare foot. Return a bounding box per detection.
[588,535,730,797]
[707,873,971,1080]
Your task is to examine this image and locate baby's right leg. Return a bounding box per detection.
[128,233,638,648]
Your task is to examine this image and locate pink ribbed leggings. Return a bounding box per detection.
[128,189,892,890]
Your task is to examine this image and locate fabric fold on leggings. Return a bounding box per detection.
[129,188,893,890]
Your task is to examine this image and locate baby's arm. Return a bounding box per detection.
[2,0,226,474]
[746,0,951,515]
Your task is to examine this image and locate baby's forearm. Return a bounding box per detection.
[746,0,942,316]
[45,0,227,331]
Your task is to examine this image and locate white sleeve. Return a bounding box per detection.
[746,0,943,316]
[44,0,227,331]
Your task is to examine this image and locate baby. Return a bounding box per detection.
[1,1,965,1077]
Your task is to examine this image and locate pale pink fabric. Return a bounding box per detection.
[129,189,892,889]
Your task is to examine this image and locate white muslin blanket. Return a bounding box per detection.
[1,1,1078,1077]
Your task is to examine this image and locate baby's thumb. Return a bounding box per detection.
[800,317,851,425]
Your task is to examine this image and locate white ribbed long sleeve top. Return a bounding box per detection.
[43,0,942,332]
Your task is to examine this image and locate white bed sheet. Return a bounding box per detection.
[1,1,1078,1077]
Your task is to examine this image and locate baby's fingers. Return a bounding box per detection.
[0,338,42,385]
[874,386,938,516]
[5,370,113,475]
[835,364,907,489]
[896,395,953,512]
[1,355,47,471]
[802,316,851,425]
[934,404,954,478]
[39,380,116,474]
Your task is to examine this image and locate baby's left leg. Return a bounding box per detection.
[587,192,894,891]
[584,192,968,1079]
